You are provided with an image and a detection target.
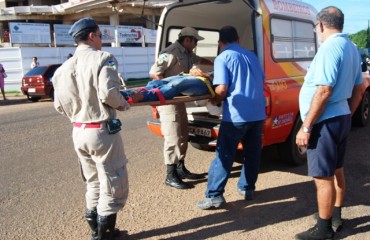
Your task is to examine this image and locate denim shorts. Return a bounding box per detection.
[307,114,351,177]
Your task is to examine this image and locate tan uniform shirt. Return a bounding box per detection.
[53,44,127,123]
[149,41,202,165]
[150,41,201,78]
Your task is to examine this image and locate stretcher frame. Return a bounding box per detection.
[129,94,213,106]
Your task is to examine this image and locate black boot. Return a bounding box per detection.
[86,208,98,240]
[295,217,334,240]
[313,207,343,232]
[97,214,117,240]
[165,164,193,189]
[177,160,204,179]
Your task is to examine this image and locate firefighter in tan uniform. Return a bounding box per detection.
[150,27,212,189]
[53,18,130,240]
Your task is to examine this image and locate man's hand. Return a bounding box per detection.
[209,98,220,106]
[348,84,363,115]
[296,127,310,148]
[117,100,130,111]
[189,66,210,79]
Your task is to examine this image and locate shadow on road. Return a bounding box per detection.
[0,97,29,106]
[0,96,53,106]
[126,181,315,239]
[124,125,369,240]
[125,174,369,239]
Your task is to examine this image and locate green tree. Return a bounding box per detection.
[348,29,370,48]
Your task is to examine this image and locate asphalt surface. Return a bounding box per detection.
[0,100,369,240]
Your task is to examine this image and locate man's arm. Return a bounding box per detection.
[296,85,332,147]
[199,57,213,66]
[302,85,332,129]
[210,84,228,105]
[149,73,164,80]
[98,56,130,110]
[149,52,175,80]
[348,84,363,114]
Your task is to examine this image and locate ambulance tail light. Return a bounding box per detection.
[264,85,271,116]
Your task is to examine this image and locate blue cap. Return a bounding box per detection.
[68,18,99,37]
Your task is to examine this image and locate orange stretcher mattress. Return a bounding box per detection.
[129,94,213,107]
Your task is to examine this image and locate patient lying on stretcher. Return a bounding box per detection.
[121,67,214,103]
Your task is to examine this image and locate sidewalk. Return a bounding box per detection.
[1,93,28,106]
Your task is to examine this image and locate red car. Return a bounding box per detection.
[21,64,61,102]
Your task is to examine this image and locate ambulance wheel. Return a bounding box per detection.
[278,117,307,166]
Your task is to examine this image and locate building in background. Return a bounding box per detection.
[0,0,176,47]
[0,1,181,90]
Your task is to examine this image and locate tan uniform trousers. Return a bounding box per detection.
[157,103,189,165]
[72,124,129,216]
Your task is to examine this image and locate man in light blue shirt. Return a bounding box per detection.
[299,34,362,124]
[295,6,363,240]
[197,26,266,210]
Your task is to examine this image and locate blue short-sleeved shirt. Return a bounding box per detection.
[213,43,266,123]
[299,33,362,123]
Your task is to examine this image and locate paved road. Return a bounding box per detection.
[0,100,369,240]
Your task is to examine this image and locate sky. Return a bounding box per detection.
[300,0,369,34]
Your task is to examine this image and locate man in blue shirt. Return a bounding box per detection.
[197,26,266,210]
[295,6,363,240]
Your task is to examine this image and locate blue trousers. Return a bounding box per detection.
[121,75,210,102]
[206,120,264,198]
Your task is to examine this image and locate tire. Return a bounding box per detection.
[278,117,307,166]
[27,95,41,102]
[49,88,55,101]
[352,90,369,127]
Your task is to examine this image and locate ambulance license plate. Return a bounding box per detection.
[189,126,211,137]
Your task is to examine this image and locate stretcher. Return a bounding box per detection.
[129,94,213,107]
[126,73,215,107]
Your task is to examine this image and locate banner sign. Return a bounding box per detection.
[143,28,157,43]
[9,22,51,44]
[9,22,156,45]
[53,24,115,45]
[117,26,143,43]
[54,24,75,45]
[99,25,115,43]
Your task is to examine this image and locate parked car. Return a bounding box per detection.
[21,64,61,102]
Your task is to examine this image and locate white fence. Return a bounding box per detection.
[0,46,155,91]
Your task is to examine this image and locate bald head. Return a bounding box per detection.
[316,6,344,31]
